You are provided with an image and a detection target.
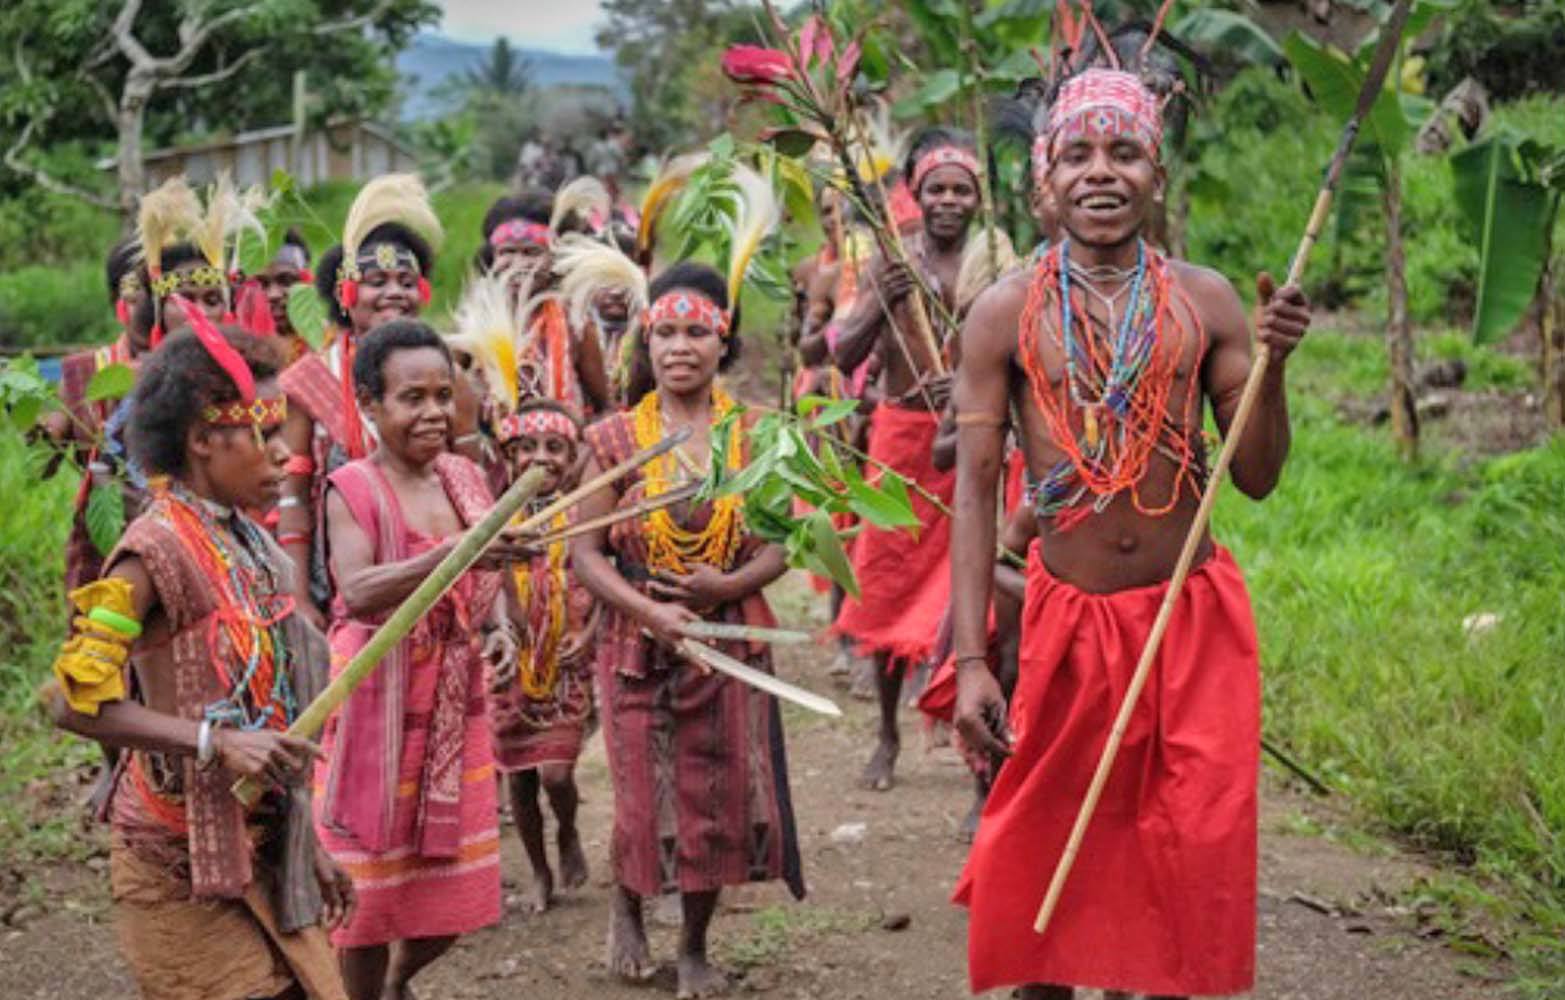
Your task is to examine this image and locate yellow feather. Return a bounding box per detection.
[134,177,201,279]
[450,271,521,412]
[550,176,610,235]
[193,173,238,270]
[342,173,443,260]
[725,162,780,306]
[636,153,706,257]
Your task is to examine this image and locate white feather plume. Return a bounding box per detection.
[550,176,611,235]
[553,233,649,331]
[342,172,443,261]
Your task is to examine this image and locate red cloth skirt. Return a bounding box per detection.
[833,405,954,665]
[955,541,1260,997]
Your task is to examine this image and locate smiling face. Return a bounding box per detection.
[505,429,575,495]
[1045,128,1162,251]
[917,164,979,244]
[361,346,454,468]
[348,245,422,335]
[648,302,725,398]
[189,379,290,509]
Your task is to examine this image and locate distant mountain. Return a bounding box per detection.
[396,33,625,120]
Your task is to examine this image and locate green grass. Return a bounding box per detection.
[1218,333,1565,987]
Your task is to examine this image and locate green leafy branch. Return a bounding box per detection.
[702,394,919,597]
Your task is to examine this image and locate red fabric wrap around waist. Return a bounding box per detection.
[832,405,954,666]
[954,540,1261,997]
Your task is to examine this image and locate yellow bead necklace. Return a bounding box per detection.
[632,387,745,574]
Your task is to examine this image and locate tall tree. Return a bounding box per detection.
[0,0,437,216]
[460,37,532,98]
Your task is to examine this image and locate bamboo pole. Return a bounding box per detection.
[233,428,693,808]
[1031,0,1415,937]
[525,483,701,549]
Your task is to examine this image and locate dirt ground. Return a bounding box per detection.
[0,575,1508,1000]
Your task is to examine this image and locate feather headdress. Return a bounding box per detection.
[448,270,521,414]
[341,172,443,264]
[550,176,610,236]
[636,152,706,258]
[554,233,649,331]
[723,160,780,307]
[135,177,202,286]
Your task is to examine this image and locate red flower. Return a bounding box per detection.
[722,45,795,86]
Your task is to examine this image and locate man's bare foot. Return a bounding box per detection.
[524,864,554,915]
[827,648,853,678]
[606,890,655,982]
[558,826,589,891]
[859,738,898,792]
[849,658,875,701]
[676,953,729,998]
[959,796,982,843]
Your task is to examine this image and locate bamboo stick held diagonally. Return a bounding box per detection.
[1030,0,1416,938]
[232,428,694,809]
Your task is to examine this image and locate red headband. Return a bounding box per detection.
[497,408,580,444]
[489,219,553,249]
[643,291,730,338]
[1037,68,1164,180]
[911,146,980,193]
[170,296,284,437]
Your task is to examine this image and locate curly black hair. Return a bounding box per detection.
[314,222,436,329]
[128,328,281,477]
[623,261,743,405]
[351,319,452,400]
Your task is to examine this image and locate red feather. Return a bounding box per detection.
[236,280,276,336]
[172,294,255,404]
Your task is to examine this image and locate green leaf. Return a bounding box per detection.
[893,68,961,117]
[287,283,329,350]
[848,471,920,529]
[8,395,42,431]
[1283,32,1409,156]
[1173,9,1284,66]
[270,168,295,197]
[85,482,126,557]
[807,509,859,597]
[1451,134,1559,344]
[85,362,135,403]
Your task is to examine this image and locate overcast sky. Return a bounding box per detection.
[438,0,608,54]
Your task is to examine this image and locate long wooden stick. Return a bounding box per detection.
[1031,0,1414,937]
[525,483,701,548]
[233,429,692,808]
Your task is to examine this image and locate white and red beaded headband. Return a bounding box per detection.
[911,146,980,194]
[1033,68,1165,184]
[643,290,731,338]
[497,408,580,444]
[489,219,552,249]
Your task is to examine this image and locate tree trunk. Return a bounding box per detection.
[1541,254,1565,428]
[115,68,156,216]
[1383,158,1418,459]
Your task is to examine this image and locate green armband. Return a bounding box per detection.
[88,605,143,639]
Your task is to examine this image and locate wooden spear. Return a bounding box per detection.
[233,428,692,808]
[1031,0,1415,937]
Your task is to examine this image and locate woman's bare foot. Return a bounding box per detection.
[675,953,729,999]
[859,738,899,791]
[525,863,554,915]
[606,888,655,982]
[558,826,589,891]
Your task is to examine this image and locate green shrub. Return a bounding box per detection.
[0,263,119,350]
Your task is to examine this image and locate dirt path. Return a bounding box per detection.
[1,576,1501,999]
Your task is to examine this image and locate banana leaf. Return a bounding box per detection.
[1451,133,1560,344]
[1284,32,1410,157]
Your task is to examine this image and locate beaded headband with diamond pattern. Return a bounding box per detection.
[496,407,580,444]
[911,146,981,194]
[489,219,553,249]
[642,290,730,338]
[203,395,287,431]
[1034,68,1164,182]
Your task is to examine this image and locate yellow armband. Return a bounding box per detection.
[52,578,138,716]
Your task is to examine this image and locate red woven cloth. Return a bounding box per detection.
[955,541,1260,997]
[833,405,953,666]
